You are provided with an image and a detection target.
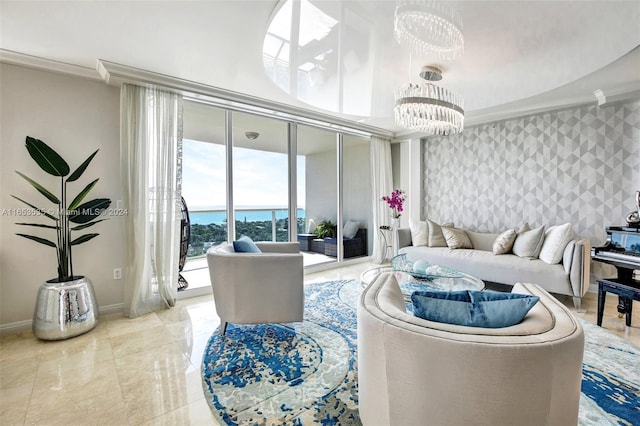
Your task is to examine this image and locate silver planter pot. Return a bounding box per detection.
[33,276,99,340]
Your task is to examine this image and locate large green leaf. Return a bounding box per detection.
[16,233,57,247]
[15,171,60,204]
[71,219,106,231]
[25,136,70,177]
[11,195,58,221]
[68,198,111,224]
[67,149,98,182]
[15,222,58,230]
[68,178,98,211]
[71,233,99,246]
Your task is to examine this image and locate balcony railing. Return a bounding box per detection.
[187,207,305,258]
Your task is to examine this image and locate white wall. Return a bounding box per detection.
[0,64,124,328]
[306,149,337,224]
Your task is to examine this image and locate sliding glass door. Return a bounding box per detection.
[232,112,294,242]
[298,124,338,267]
[182,99,372,280]
[181,102,227,258]
[342,134,372,259]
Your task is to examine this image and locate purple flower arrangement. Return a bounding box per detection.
[382,189,406,219]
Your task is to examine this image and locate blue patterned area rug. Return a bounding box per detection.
[201,280,640,425]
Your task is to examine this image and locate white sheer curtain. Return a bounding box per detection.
[121,84,183,318]
[370,136,393,264]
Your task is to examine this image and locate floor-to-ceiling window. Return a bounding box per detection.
[181,102,227,258]
[343,134,372,259]
[180,99,372,292]
[231,112,304,242]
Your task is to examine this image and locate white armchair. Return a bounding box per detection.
[206,241,304,335]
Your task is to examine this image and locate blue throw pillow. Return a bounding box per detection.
[233,235,262,253]
[411,290,539,328]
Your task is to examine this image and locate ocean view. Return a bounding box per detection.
[190,208,306,225]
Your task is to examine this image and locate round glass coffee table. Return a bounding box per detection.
[360,265,485,300]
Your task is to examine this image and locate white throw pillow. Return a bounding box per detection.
[538,223,574,264]
[409,218,428,247]
[512,225,545,258]
[493,229,517,255]
[427,219,454,247]
[442,227,473,249]
[343,219,360,239]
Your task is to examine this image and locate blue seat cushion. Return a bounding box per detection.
[233,235,262,253]
[411,290,539,328]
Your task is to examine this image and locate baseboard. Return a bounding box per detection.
[0,319,32,336]
[0,303,125,337]
[177,285,212,300]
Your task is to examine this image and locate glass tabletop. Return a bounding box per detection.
[360,265,485,299]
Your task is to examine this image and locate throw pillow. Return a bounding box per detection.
[409,218,429,247]
[442,227,473,249]
[512,225,545,258]
[343,219,360,239]
[427,219,454,247]
[411,290,540,328]
[538,223,574,264]
[493,229,517,255]
[233,235,262,253]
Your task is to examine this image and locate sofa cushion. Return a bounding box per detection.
[493,229,517,255]
[409,218,429,247]
[539,223,573,264]
[427,219,453,247]
[442,227,473,249]
[411,290,540,328]
[512,225,545,258]
[466,230,500,252]
[343,219,360,239]
[233,235,262,253]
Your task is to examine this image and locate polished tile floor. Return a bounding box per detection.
[1,262,638,425]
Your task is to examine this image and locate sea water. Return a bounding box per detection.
[190,209,305,225]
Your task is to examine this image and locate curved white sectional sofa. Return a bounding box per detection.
[397,228,591,309]
[357,272,585,426]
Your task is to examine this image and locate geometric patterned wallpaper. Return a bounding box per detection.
[423,99,640,281]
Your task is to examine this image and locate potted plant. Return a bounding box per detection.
[314,220,337,239]
[13,136,111,340]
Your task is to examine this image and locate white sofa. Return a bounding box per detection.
[358,272,585,426]
[397,228,591,309]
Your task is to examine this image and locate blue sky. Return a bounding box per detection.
[182,139,305,210]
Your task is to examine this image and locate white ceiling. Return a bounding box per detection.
[1,0,639,134]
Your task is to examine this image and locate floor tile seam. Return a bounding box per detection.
[2,370,36,422]
[140,396,210,426]
[104,313,165,339]
[108,324,176,359]
[35,344,117,371]
[29,357,121,403]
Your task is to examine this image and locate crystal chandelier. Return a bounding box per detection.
[394,0,464,62]
[394,66,464,135]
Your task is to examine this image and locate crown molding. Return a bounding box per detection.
[465,84,640,128]
[393,83,640,141]
[0,49,101,81]
[97,59,395,139]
